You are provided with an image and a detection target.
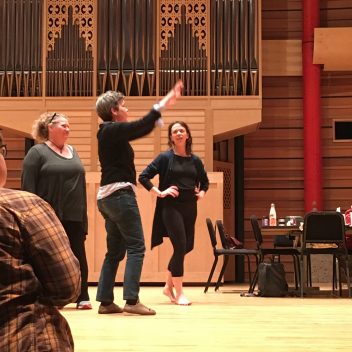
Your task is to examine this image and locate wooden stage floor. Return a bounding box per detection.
[61,284,352,352]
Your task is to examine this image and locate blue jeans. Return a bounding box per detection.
[96,189,145,302]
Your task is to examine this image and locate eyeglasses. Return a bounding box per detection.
[48,112,57,124]
[0,144,7,158]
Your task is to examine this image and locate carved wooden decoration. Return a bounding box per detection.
[47,0,94,52]
[160,0,207,53]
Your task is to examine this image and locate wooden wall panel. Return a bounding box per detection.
[262,0,302,11]
[314,28,352,71]
[0,129,25,189]
[320,0,352,26]
[321,70,352,212]
[262,1,302,40]
[262,76,302,99]
[85,172,223,283]
[65,111,93,169]
[321,75,352,98]
[242,77,305,282]
[0,96,260,177]
[262,0,352,40]
[242,1,352,283]
[244,71,352,225]
[1,98,225,284]
[262,40,302,76]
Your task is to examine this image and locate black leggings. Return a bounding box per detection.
[162,198,197,277]
[62,221,90,302]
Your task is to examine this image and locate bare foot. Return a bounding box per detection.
[175,294,192,306]
[163,285,176,303]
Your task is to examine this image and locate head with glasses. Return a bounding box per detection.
[31,112,70,143]
[96,90,127,122]
[0,132,7,187]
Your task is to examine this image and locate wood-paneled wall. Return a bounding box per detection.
[0,0,263,285]
[0,96,261,179]
[241,0,352,281]
[0,130,25,189]
[86,172,223,283]
[0,97,230,283]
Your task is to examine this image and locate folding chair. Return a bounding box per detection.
[204,218,258,293]
[300,211,351,297]
[249,215,301,293]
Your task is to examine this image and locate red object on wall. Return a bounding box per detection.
[303,0,322,213]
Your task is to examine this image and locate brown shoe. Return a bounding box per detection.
[98,302,124,314]
[123,302,156,315]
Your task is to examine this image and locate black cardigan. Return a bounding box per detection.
[97,109,161,186]
[139,150,209,249]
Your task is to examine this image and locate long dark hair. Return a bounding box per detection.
[168,121,193,155]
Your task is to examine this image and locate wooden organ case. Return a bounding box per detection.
[0,0,261,283]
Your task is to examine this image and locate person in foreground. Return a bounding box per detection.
[21,112,92,310]
[0,133,80,351]
[139,121,209,305]
[95,80,183,315]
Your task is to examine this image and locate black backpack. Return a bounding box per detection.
[258,261,288,297]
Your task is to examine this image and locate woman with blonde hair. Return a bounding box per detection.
[22,112,91,310]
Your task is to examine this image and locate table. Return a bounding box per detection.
[261,223,352,295]
[261,226,301,236]
[262,225,352,236]
[261,225,302,249]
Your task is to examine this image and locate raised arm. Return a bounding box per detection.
[107,80,184,142]
[154,80,184,111]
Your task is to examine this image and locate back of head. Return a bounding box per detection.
[96,90,125,122]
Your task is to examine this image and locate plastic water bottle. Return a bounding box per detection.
[269,203,277,226]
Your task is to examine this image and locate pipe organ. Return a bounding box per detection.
[0,0,259,98]
[0,0,261,283]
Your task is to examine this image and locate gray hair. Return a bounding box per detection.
[32,112,68,142]
[96,90,125,122]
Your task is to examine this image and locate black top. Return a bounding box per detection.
[139,150,209,248]
[97,109,161,186]
[169,154,197,191]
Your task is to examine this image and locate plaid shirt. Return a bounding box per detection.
[0,188,81,351]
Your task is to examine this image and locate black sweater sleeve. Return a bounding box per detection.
[103,109,161,142]
[139,153,166,191]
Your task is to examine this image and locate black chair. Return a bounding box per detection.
[273,218,312,287]
[249,215,301,293]
[300,211,351,297]
[273,234,295,248]
[204,218,258,293]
